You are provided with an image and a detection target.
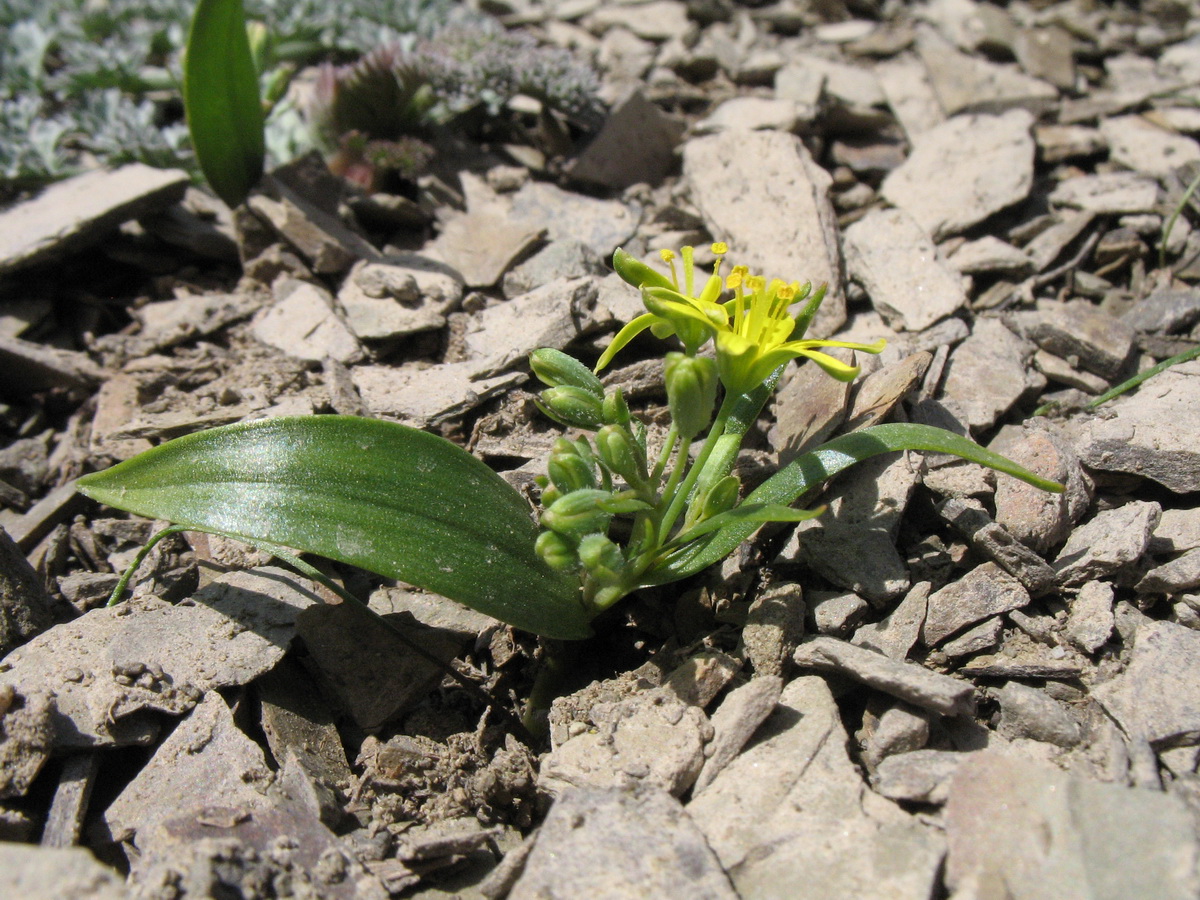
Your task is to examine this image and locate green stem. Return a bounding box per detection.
[658,391,740,541]
[106,525,189,606]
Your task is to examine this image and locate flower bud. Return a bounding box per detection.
[548,448,597,494]
[541,489,613,539]
[537,386,606,430]
[700,474,741,520]
[536,530,579,574]
[612,247,674,291]
[595,425,648,490]
[577,533,625,582]
[665,352,719,440]
[602,387,631,427]
[530,348,605,397]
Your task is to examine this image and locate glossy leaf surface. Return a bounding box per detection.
[183,0,264,207]
[645,422,1064,584]
[76,416,591,638]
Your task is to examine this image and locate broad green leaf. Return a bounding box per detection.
[76,416,591,639]
[183,0,264,207]
[645,422,1064,585]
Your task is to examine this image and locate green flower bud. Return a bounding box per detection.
[548,448,597,494]
[541,489,613,539]
[665,352,719,440]
[577,533,626,582]
[536,530,579,574]
[595,425,648,490]
[602,387,631,427]
[537,386,606,430]
[700,474,741,520]
[530,348,605,397]
[539,484,562,507]
[596,491,653,514]
[612,247,674,291]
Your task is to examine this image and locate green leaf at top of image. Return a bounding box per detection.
[183,0,264,207]
[645,422,1065,585]
[75,416,592,639]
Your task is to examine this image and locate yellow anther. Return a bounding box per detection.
[747,275,766,292]
[726,271,743,290]
[777,284,796,301]
[660,249,675,262]
[711,241,728,255]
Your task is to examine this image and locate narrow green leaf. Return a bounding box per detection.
[183,0,264,207]
[645,422,1064,585]
[666,502,825,550]
[76,416,591,639]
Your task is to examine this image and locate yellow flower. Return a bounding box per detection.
[601,246,886,395]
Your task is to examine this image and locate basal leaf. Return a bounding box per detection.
[76,416,591,639]
[645,422,1064,585]
[183,0,264,207]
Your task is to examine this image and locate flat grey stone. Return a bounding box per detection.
[781,453,918,603]
[539,691,710,799]
[946,235,1034,275]
[1022,210,1096,272]
[691,677,944,899]
[881,109,1035,240]
[768,347,852,464]
[995,682,1081,748]
[0,843,127,900]
[923,562,1031,647]
[1049,172,1161,214]
[1075,359,1200,492]
[249,177,382,275]
[134,292,262,352]
[1065,581,1115,653]
[683,129,846,337]
[844,207,967,331]
[568,89,683,191]
[1152,506,1200,554]
[876,54,946,143]
[1008,300,1135,380]
[464,276,598,377]
[0,568,319,748]
[1100,114,1200,179]
[501,240,606,300]
[874,748,968,805]
[1035,123,1106,163]
[794,636,975,716]
[0,687,52,799]
[916,26,1058,116]
[253,279,364,364]
[352,362,523,429]
[587,0,694,41]
[860,702,930,769]
[507,180,641,261]
[842,350,932,432]
[740,582,806,678]
[1138,548,1200,594]
[990,422,1092,554]
[937,498,1058,595]
[102,691,272,843]
[939,317,1043,430]
[852,582,931,662]
[783,54,886,110]
[339,257,463,340]
[694,96,802,133]
[1053,500,1161,586]
[809,590,871,637]
[510,786,737,900]
[0,163,189,276]
[1121,288,1200,335]
[427,207,544,289]
[0,525,53,659]
[940,616,1004,658]
[693,676,783,795]
[1093,619,1200,747]
[1013,24,1075,89]
[945,750,1200,900]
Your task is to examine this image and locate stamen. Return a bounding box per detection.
[711,241,728,255]
[660,249,679,289]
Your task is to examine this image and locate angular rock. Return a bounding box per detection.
[945,751,1199,900]
[1013,25,1075,90]
[134,292,262,352]
[916,26,1058,116]
[1152,506,1200,554]
[1093,619,1200,747]
[741,582,807,678]
[1049,172,1161,215]
[844,207,967,331]
[427,208,544,289]
[946,236,1034,275]
[507,181,641,260]
[1101,114,1200,179]
[874,748,967,805]
[940,318,1043,430]
[793,637,975,716]
[937,498,1058,595]
[683,130,846,337]
[1121,288,1200,335]
[991,422,1091,554]
[509,786,737,900]
[768,347,852,464]
[1138,548,1200,594]
[693,676,782,795]
[0,332,104,395]
[860,701,930,769]
[0,687,52,799]
[249,178,382,275]
[1075,359,1200,493]
[842,351,932,433]
[1035,123,1106,163]
[0,567,319,747]
[994,682,1081,748]
[352,362,523,429]
[940,617,1004,658]
[501,239,606,300]
[1053,501,1161,586]
[852,582,930,661]
[694,97,802,133]
[464,276,599,377]
[881,110,1035,240]
[568,89,683,190]
[808,590,870,637]
[1008,300,1135,380]
[1066,581,1115,654]
[253,279,364,364]
[923,562,1030,646]
[339,257,463,340]
[0,163,189,276]
[0,844,127,900]
[691,677,945,899]
[0,526,52,659]
[876,53,946,142]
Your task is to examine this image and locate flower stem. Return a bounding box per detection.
[658,391,740,541]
